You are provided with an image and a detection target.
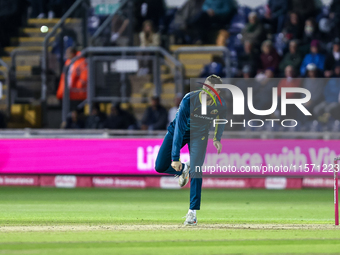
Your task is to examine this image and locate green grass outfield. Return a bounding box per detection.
[0,187,339,254]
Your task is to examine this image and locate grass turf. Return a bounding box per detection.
[0,187,339,254]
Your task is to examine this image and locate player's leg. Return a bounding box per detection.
[189,137,207,210]
[155,132,185,175]
[184,137,208,226]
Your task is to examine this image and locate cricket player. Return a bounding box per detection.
[155,75,227,226]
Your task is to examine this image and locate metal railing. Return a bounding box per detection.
[42,0,90,102]
[174,46,231,78]
[62,46,184,122]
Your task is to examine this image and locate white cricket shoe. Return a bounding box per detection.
[178,161,190,187]
[184,211,197,226]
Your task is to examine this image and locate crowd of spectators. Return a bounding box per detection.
[3,0,340,131]
[176,0,340,131]
[61,0,340,131]
[63,97,176,131]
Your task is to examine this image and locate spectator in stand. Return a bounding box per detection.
[188,0,237,43]
[200,55,225,78]
[85,104,106,129]
[300,40,325,76]
[314,65,340,118]
[169,0,205,44]
[110,13,130,46]
[138,20,160,75]
[133,0,166,32]
[141,96,168,130]
[252,68,278,119]
[259,40,281,74]
[266,0,289,33]
[56,46,88,110]
[168,93,182,124]
[324,38,340,77]
[279,40,303,76]
[301,19,320,54]
[278,66,301,98]
[277,65,301,119]
[235,65,256,120]
[291,0,318,22]
[329,0,340,37]
[301,63,324,116]
[236,65,254,94]
[283,12,304,40]
[139,20,160,47]
[241,12,265,48]
[238,40,260,77]
[63,110,84,129]
[105,103,137,130]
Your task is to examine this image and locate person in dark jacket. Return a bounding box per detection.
[301,63,324,117]
[105,103,137,129]
[238,40,260,77]
[64,110,85,129]
[324,38,340,76]
[188,0,237,43]
[301,18,321,54]
[283,12,304,40]
[141,96,168,130]
[85,104,106,129]
[314,64,340,117]
[169,0,205,44]
[133,0,166,32]
[241,12,266,47]
[279,40,303,76]
[291,0,319,22]
[252,68,278,119]
[266,0,289,33]
[259,40,281,74]
[329,0,340,37]
[200,55,225,78]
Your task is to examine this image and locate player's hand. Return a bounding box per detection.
[171,161,182,172]
[213,141,222,154]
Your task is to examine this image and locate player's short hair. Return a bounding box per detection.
[206,74,222,86]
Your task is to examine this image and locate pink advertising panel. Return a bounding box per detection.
[0,139,339,176]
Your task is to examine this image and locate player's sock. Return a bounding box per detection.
[188,209,196,216]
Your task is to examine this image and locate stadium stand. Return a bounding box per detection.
[0,0,339,132]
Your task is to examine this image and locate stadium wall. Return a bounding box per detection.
[0,175,338,189]
[0,138,338,189]
[0,138,338,177]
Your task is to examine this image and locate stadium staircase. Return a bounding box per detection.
[0,18,80,128]
[0,17,221,126]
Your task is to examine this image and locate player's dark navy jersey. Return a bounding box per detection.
[168,90,227,161]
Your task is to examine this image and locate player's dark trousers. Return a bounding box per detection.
[155,132,208,210]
